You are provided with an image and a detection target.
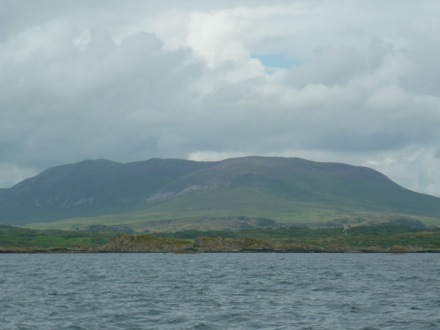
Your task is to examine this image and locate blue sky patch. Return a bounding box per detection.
[253,54,302,69]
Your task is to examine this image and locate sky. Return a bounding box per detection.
[1,0,440,196]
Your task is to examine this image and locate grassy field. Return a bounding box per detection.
[0,225,116,251]
[24,184,440,233]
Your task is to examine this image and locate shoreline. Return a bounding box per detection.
[3,232,440,254]
[2,247,439,254]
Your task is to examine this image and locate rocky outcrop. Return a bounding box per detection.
[193,237,274,252]
[102,234,193,252]
[101,235,349,253]
[99,233,440,253]
[101,235,287,253]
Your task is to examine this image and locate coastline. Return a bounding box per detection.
[2,234,439,254]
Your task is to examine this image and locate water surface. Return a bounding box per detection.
[1,253,439,329]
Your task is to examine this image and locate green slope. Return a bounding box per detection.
[0,158,212,224]
[143,156,440,218]
[2,156,440,231]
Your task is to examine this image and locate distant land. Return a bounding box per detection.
[0,156,439,232]
[2,223,440,253]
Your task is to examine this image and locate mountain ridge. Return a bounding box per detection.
[0,156,439,230]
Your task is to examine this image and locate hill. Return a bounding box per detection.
[0,158,211,224]
[0,156,439,231]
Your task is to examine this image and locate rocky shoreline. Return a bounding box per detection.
[2,234,439,253]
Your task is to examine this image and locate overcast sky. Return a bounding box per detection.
[1,0,440,196]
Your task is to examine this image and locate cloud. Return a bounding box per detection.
[1,16,202,164]
[1,1,440,197]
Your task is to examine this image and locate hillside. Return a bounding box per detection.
[0,156,439,231]
[0,158,211,224]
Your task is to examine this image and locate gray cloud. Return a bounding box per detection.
[1,1,440,196]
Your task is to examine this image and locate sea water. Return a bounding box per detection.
[0,253,439,329]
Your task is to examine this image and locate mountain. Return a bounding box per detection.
[0,158,212,224]
[0,156,439,230]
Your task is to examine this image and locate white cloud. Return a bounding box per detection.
[364,148,440,196]
[187,151,248,162]
[0,163,37,188]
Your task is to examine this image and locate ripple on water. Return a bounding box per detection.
[0,253,439,329]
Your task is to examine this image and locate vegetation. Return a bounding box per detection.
[0,225,115,252]
[151,224,440,253]
[1,223,439,253]
[102,226,440,253]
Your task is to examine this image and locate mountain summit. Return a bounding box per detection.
[1,157,439,229]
